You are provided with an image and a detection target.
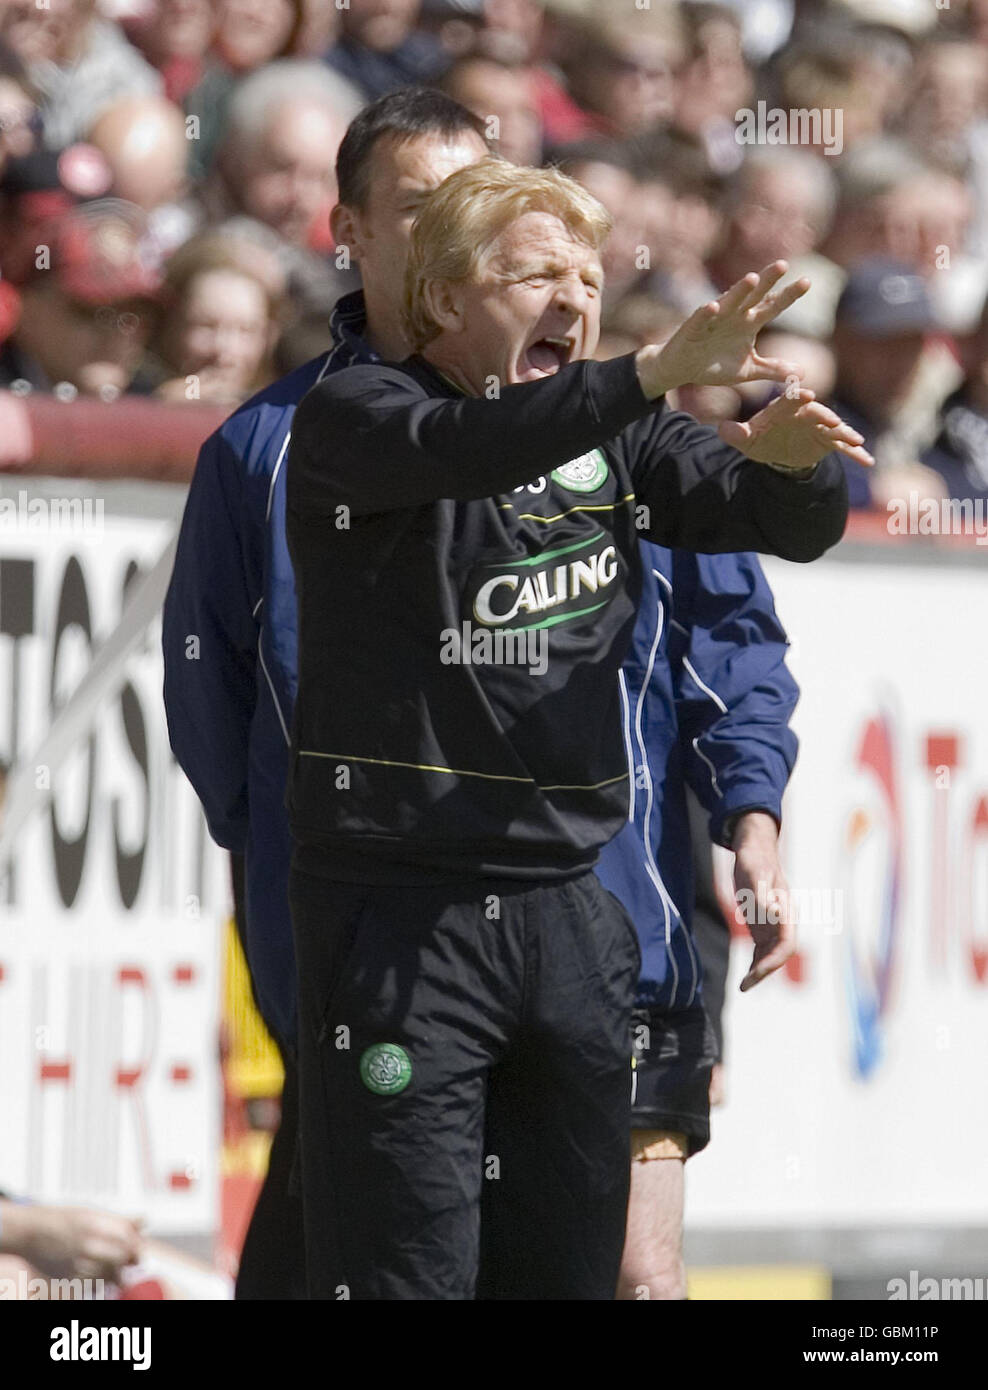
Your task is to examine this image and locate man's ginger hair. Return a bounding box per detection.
[402,157,613,351]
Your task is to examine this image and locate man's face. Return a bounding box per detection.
[241,100,348,244]
[430,211,603,389]
[336,130,488,316]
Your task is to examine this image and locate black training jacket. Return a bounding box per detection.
[285,351,847,883]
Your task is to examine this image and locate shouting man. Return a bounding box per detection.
[285,158,869,1299]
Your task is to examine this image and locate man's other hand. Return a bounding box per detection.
[732,811,796,992]
[719,388,875,472]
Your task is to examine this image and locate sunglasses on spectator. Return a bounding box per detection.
[63,299,149,331]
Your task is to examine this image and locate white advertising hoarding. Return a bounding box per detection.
[0,509,227,1235]
[690,550,988,1227]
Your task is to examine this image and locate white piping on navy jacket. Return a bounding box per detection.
[683,654,727,801]
[621,567,698,1005]
[257,343,341,748]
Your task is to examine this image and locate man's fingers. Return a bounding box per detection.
[718,391,809,448]
[740,932,796,992]
[740,260,790,311]
[807,420,864,448]
[717,262,789,320]
[748,275,811,329]
[720,386,874,465]
[795,400,866,438]
[796,401,872,448]
[745,354,806,385]
[717,419,751,450]
[793,400,847,429]
[740,945,791,991]
[737,388,814,430]
[684,298,721,334]
[716,270,761,316]
[759,385,815,413]
[740,884,795,991]
[795,408,876,466]
[831,440,876,467]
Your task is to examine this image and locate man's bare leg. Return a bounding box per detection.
[616,1130,687,1300]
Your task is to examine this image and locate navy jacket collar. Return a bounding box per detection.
[327,290,379,370]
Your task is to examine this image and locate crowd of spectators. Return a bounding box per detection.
[2,0,988,507]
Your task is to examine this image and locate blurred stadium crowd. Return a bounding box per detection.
[1,0,988,510]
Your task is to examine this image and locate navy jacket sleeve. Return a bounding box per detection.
[668,549,800,847]
[162,428,258,852]
[626,405,849,562]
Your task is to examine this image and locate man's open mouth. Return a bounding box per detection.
[523,336,575,375]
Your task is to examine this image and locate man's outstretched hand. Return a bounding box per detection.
[719,388,875,472]
[636,261,812,399]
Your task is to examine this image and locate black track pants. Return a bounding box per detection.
[289,867,641,1300]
